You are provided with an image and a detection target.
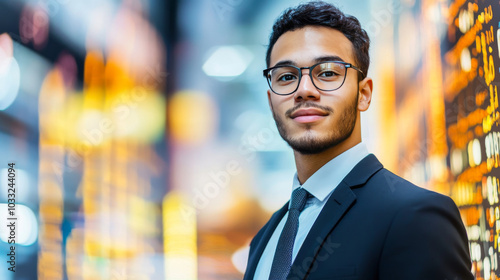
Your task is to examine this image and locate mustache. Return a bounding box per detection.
[285,102,334,118]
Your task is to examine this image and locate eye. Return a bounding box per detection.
[315,62,345,80]
[277,73,297,82]
[316,69,342,81]
[318,71,338,77]
[271,67,298,84]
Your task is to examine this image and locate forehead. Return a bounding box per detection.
[269,26,355,67]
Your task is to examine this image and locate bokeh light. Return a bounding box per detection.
[0,34,20,111]
[168,91,218,146]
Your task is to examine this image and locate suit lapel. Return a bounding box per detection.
[244,202,289,280]
[289,181,356,278]
[289,154,384,279]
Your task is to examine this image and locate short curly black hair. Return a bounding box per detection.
[266,1,370,80]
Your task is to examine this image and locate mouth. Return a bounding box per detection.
[289,108,329,124]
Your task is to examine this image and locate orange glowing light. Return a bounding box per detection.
[168,91,218,146]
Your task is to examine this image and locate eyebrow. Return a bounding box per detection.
[272,55,346,68]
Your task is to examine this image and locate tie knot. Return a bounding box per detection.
[290,187,308,212]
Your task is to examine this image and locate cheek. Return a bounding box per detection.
[270,97,292,112]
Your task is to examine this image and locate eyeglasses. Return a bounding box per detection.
[263,61,364,95]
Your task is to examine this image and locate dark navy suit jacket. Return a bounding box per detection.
[244,154,474,280]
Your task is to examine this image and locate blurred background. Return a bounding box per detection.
[0,0,496,279]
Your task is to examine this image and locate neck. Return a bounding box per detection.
[294,128,361,185]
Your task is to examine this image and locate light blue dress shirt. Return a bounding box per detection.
[253,142,370,280]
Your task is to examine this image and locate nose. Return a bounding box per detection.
[293,70,320,101]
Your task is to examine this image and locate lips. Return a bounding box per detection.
[290,108,329,123]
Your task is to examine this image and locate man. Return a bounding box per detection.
[243,1,473,280]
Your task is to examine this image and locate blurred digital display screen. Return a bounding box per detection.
[444,0,500,277]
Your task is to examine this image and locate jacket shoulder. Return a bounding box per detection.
[364,168,459,211]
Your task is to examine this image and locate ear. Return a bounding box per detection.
[357,77,373,112]
[267,89,274,110]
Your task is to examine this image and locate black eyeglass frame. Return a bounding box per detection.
[262,61,365,96]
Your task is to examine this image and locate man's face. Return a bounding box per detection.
[267,26,366,155]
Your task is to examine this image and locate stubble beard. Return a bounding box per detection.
[272,94,358,155]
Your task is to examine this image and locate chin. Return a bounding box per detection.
[284,134,340,155]
[280,120,356,154]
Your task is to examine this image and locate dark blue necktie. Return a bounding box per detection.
[269,187,309,280]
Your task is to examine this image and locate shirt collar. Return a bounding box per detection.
[292,142,370,202]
